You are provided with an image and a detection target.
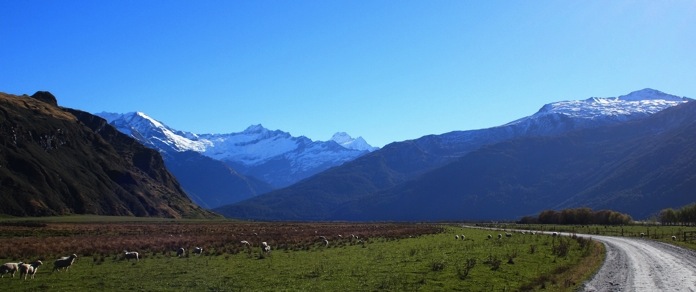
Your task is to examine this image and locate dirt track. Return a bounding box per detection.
[583,235,696,291]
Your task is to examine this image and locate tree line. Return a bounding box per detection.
[518,207,632,225]
[658,203,696,225]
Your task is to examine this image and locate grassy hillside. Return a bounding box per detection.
[0,91,215,218]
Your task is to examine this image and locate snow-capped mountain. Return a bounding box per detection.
[331,132,379,152]
[438,88,691,148]
[215,88,693,221]
[502,88,690,134]
[96,112,378,187]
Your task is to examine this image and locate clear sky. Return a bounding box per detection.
[1,1,695,147]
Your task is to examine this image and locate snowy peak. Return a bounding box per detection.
[331,132,379,152]
[95,112,378,187]
[96,112,209,152]
[530,88,690,120]
[617,88,688,102]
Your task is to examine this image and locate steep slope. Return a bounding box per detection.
[216,89,691,220]
[0,91,216,218]
[339,100,696,221]
[98,112,273,208]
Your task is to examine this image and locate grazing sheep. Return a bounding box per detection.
[240,241,252,254]
[193,247,203,255]
[487,234,492,239]
[505,233,512,238]
[0,262,20,278]
[123,251,140,262]
[672,235,677,241]
[640,233,645,237]
[19,260,42,280]
[177,248,185,257]
[498,234,502,239]
[531,232,536,235]
[53,254,77,272]
[261,242,271,254]
[552,232,559,237]
[460,235,466,240]
[455,235,459,240]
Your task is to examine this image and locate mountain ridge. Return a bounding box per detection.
[215,88,692,221]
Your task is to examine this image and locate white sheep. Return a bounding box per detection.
[193,247,203,255]
[552,232,559,237]
[19,260,42,280]
[455,235,459,240]
[53,254,77,272]
[0,262,20,278]
[487,234,492,239]
[460,235,466,240]
[505,233,512,238]
[176,247,185,257]
[123,250,140,261]
[261,242,271,254]
[498,234,502,239]
[672,235,677,241]
[640,233,645,237]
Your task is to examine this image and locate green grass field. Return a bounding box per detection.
[0,219,602,291]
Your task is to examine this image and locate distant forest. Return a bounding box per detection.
[659,203,696,225]
[518,208,632,225]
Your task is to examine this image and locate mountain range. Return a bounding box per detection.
[96,112,378,208]
[214,88,694,221]
[0,91,216,218]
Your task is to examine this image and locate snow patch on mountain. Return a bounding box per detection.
[505,88,690,128]
[331,132,379,152]
[95,112,379,186]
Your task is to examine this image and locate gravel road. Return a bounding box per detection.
[583,235,696,291]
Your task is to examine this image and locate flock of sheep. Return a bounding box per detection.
[0,245,211,281]
[0,240,280,281]
[0,254,77,280]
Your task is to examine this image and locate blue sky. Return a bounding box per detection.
[1,1,695,147]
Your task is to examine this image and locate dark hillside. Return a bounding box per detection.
[340,101,696,221]
[0,91,216,218]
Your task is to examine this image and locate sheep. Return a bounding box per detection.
[460,235,466,240]
[455,235,459,240]
[240,241,252,254]
[0,262,21,278]
[552,232,559,237]
[53,254,77,272]
[261,242,271,254]
[672,235,677,241]
[177,247,185,257]
[640,233,645,238]
[19,260,42,280]
[123,250,139,262]
[193,247,203,256]
[505,233,512,238]
[497,234,502,239]
[487,234,492,239]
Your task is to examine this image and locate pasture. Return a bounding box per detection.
[0,217,601,291]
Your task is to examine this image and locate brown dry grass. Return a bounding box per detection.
[0,221,442,260]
